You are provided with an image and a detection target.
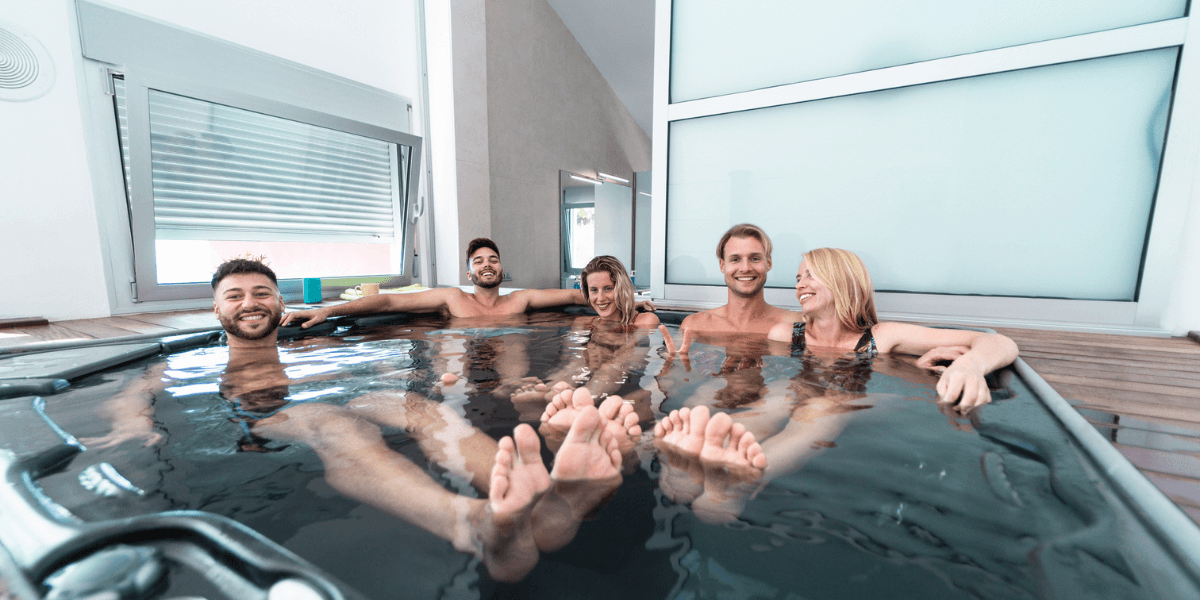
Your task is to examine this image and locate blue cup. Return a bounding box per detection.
[302,278,322,304]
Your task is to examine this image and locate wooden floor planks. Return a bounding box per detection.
[3,310,1200,522]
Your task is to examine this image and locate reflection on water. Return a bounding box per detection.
[15,313,1197,599]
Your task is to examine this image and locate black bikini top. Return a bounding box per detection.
[791,321,878,358]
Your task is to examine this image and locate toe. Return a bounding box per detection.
[704,411,732,449]
[689,406,712,438]
[513,424,541,462]
[678,407,692,433]
[571,387,594,409]
[564,406,602,445]
[597,396,621,420]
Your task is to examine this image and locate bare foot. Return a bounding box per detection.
[476,424,550,582]
[699,411,766,471]
[549,405,621,482]
[693,412,766,524]
[531,405,623,552]
[652,406,711,504]
[654,406,709,456]
[596,395,642,447]
[540,387,594,428]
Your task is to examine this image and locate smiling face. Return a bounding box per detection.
[719,236,771,298]
[794,260,833,316]
[213,272,284,342]
[468,247,503,289]
[585,271,618,319]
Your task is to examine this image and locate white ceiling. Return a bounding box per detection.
[547,0,655,139]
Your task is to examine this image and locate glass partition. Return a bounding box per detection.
[634,171,652,289]
[560,171,634,288]
[665,48,1177,301]
[670,0,1185,102]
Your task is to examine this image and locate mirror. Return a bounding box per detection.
[559,171,633,289]
[633,171,651,290]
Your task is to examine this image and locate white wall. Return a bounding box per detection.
[0,0,428,320]
[451,0,491,285]
[424,0,462,288]
[99,0,423,103]
[487,0,651,289]
[1,1,111,320]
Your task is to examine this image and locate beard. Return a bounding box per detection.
[473,269,503,289]
[219,308,283,340]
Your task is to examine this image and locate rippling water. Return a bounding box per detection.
[16,312,1196,599]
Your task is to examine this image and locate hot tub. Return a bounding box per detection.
[0,310,1197,599]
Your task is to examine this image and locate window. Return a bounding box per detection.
[113,77,417,299]
[654,1,1195,326]
[79,0,422,304]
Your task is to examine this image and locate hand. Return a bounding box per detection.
[935,360,990,413]
[916,345,972,373]
[659,324,692,355]
[280,308,330,329]
[636,300,657,312]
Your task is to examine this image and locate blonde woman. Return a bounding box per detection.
[767,247,1018,412]
[579,255,660,328]
[539,256,658,444]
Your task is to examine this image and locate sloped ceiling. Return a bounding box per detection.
[547,0,654,138]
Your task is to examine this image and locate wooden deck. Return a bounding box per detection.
[991,326,1200,524]
[4,311,1200,522]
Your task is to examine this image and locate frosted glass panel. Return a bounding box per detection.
[634,171,652,288]
[595,182,633,268]
[665,49,1176,301]
[670,0,1185,102]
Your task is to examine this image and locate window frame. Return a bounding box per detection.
[650,2,1200,331]
[117,69,422,302]
[71,0,425,309]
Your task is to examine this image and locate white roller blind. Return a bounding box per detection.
[115,80,404,243]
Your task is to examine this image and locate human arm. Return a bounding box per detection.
[280,287,461,328]
[80,364,168,449]
[516,287,587,311]
[914,346,972,373]
[872,322,1019,412]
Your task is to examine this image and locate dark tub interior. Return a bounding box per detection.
[1,310,1198,599]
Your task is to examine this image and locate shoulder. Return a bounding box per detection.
[432,286,470,303]
[680,310,715,328]
[867,321,902,350]
[428,286,467,298]
[766,320,794,342]
[633,311,660,328]
[776,309,803,323]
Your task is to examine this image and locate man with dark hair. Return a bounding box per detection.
[283,237,647,327]
[211,258,279,289]
[211,258,286,344]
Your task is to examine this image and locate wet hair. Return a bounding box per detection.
[716,223,773,262]
[580,255,636,325]
[211,258,278,291]
[801,248,878,334]
[465,238,500,266]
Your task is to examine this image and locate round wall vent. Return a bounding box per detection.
[0,20,55,102]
